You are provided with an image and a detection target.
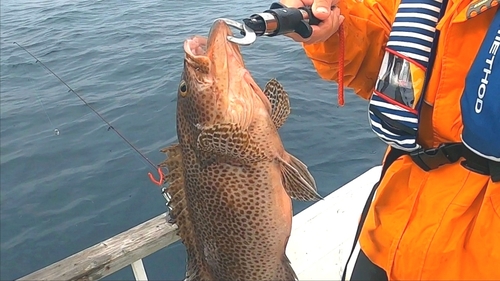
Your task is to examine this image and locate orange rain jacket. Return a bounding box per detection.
[302,0,500,279]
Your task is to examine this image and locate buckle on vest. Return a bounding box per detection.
[410,143,463,171]
[461,146,500,183]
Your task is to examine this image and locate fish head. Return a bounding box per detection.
[178,19,272,128]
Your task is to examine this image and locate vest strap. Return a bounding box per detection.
[410,143,463,171]
[409,143,500,183]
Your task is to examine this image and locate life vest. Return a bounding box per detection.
[367,0,500,180]
[460,8,500,177]
[342,0,500,279]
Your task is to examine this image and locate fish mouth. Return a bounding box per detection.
[184,19,245,69]
[185,36,208,58]
[183,20,272,114]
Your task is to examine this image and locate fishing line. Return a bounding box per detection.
[13,41,161,174]
[32,89,60,135]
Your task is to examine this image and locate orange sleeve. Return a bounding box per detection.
[302,0,397,99]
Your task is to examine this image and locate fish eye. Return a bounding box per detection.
[179,80,188,97]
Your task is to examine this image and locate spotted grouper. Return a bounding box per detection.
[159,19,321,281]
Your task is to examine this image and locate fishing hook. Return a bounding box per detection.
[148,167,165,186]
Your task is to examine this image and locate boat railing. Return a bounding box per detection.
[16,213,178,281]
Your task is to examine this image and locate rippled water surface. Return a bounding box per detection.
[0,0,387,279]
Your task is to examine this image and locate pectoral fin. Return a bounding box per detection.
[263,78,291,130]
[278,152,322,201]
[196,123,267,163]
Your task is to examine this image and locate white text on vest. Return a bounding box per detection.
[476,31,500,114]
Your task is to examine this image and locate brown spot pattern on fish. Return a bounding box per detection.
[197,123,269,164]
[159,19,320,281]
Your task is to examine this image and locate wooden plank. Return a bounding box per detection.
[17,213,180,281]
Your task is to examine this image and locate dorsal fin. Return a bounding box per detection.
[159,144,211,281]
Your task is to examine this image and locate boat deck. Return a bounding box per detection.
[287,165,381,280]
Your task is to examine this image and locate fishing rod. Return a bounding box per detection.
[13,42,169,200]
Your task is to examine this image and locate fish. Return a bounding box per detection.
[158,19,321,281]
